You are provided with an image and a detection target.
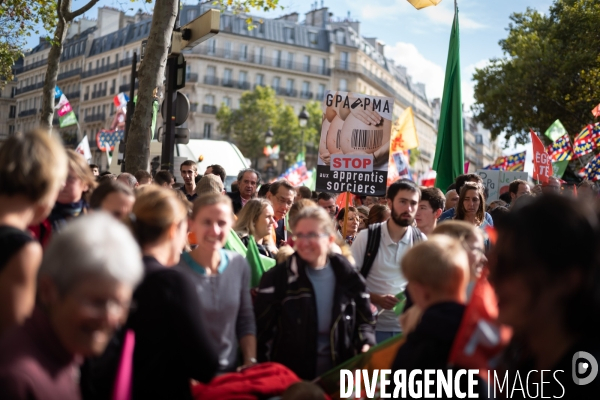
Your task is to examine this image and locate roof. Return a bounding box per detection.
[88,18,152,57]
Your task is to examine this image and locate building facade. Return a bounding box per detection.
[2,1,498,175]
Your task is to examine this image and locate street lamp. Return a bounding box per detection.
[298,106,309,160]
[265,127,273,145]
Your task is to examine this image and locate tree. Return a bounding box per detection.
[125,0,281,173]
[0,0,56,85]
[39,0,101,130]
[472,0,600,145]
[216,85,311,164]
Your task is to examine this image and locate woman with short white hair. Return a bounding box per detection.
[0,213,143,400]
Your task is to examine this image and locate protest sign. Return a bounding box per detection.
[476,170,528,204]
[316,91,393,196]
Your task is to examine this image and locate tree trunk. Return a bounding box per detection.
[124,0,177,173]
[40,0,100,132]
[40,0,71,131]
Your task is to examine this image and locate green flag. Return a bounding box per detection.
[544,119,568,142]
[305,168,317,191]
[552,159,569,178]
[433,5,463,191]
[224,229,247,256]
[246,235,265,287]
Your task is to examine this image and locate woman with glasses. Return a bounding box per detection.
[255,206,375,380]
[233,198,277,258]
[125,186,217,400]
[0,214,143,400]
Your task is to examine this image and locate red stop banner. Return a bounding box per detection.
[530,129,553,183]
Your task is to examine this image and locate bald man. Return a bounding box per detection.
[444,189,459,210]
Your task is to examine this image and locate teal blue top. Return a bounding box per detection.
[180,249,229,275]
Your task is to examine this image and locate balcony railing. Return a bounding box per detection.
[300,91,313,99]
[84,93,89,101]
[190,103,198,112]
[84,113,106,123]
[91,89,107,99]
[204,75,219,86]
[275,87,297,97]
[119,57,136,68]
[15,82,44,96]
[15,59,47,74]
[119,81,139,93]
[82,62,119,79]
[316,92,325,101]
[195,46,331,76]
[65,91,80,100]
[57,68,82,81]
[186,73,199,83]
[202,104,217,114]
[18,108,38,118]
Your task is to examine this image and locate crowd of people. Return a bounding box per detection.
[0,130,599,399]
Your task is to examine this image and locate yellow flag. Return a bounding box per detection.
[391,107,418,151]
[407,0,442,10]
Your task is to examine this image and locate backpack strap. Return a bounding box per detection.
[410,226,424,245]
[360,223,382,279]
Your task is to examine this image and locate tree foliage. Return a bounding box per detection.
[216,86,317,162]
[472,0,600,144]
[0,0,56,85]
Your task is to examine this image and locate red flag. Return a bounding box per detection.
[530,129,553,183]
[335,192,355,215]
[448,269,512,378]
[592,103,600,118]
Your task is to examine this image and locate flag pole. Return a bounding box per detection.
[342,191,350,238]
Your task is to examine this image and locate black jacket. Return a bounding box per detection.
[227,191,243,215]
[255,253,376,380]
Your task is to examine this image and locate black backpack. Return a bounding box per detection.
[359,223,424,279]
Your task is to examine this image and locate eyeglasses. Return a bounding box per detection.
[292,233,329,242]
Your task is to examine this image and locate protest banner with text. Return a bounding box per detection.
[316,91,393,196]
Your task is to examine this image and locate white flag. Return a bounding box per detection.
[76,135,92,164]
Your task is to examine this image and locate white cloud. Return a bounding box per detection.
[462,59,489,114]
[387,42,445,101]
[355,0,485,29]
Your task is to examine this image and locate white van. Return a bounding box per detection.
[109,139,249,191]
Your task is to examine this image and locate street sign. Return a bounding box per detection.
[156,126,190,144]
[160,91,189,126]
[170,9,220,55]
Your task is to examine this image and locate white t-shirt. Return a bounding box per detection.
[351,222,426,332]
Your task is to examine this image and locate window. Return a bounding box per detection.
[224,41,232,58]
[336,30,346,45]
[206,66,216,77]
[286,79,294,94]
[255,74,264,86]
[239,71,247,84]
[309,32,318,45]
[287,52,295,69]
[340,52,349,70]
[223,68,232,84]
[111,103,115,114]
[203,123,212,139]
[258,22,265,34]
[272,76,280,89]
[205,94,215,106]
[207,38,216,55]
[302,81,310,96]
[319,58,327,75]
[303,55,311,72]
[256,47,265,64]
[284,27,295,42]
[317,83,325,100]
[239,44,248,60]
[339,79,347,91]
[273,50,281,67]
[187,9,196,22]
[223,97,231,108]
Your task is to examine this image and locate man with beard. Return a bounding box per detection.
[351,180,425,343]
